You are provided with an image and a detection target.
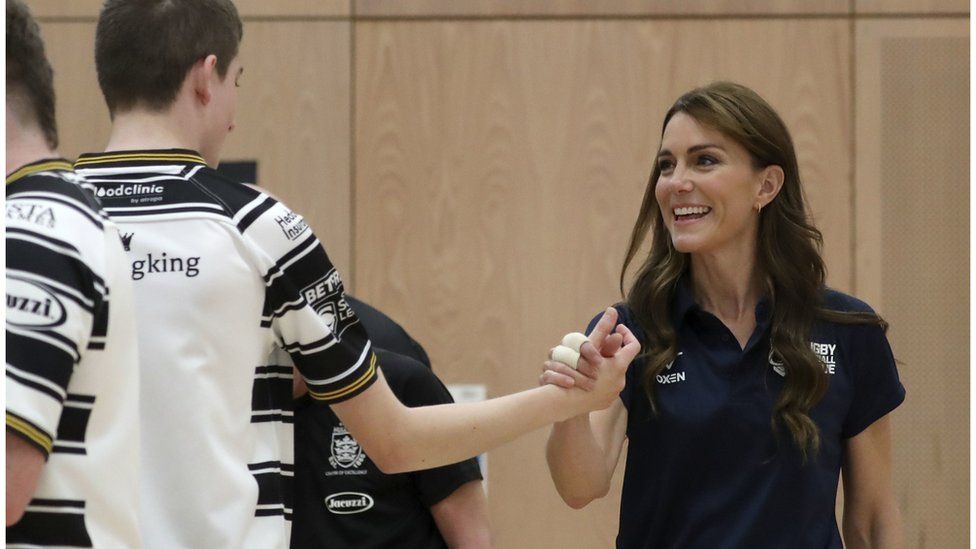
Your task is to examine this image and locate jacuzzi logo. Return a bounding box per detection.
[325,492,373,515]
[6,277,66,329]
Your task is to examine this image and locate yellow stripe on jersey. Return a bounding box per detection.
[6,413,54,454]
[5,160,74,185]
[307,353,378,402]
[74,152,206,167]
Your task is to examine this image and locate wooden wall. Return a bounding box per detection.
[31,1,968,547]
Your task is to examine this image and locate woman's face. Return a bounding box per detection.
[654,112,764,256]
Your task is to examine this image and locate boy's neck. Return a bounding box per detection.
[6,129,58,176]
[104,107,200,155]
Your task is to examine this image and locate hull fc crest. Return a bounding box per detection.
[329,424,366,469]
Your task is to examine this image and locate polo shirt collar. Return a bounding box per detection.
[670,273,774,330]
[6,157,73,185]
[670,275,698,328]
[74,148,207,169]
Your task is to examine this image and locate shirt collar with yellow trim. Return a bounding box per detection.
[6,157,73,186]
[74,148,207,169]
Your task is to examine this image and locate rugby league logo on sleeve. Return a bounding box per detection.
[301,268,358,339]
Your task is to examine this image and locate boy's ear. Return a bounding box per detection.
[190,54,219,105]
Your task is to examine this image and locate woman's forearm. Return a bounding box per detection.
[546,413,614,508]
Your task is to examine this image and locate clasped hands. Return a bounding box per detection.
[540,307,640,410]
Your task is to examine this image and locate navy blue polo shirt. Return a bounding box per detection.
[586,282,905,549]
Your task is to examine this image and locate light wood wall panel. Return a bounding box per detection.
[40,19,353,276]
[29,0,349,19]
[227,21,353,276]
[354,20,851,547]
[28,0,100,18]
[855,0,968,14]
[234,0,349,17]
[42,22,112,159]
[855,18,969,549]
[356,0,847,17]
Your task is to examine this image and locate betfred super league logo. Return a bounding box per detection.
[301,268,358,340]
[329,424,366,469]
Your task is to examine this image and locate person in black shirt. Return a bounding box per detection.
[344,296,431,368]
[293,299,491,548]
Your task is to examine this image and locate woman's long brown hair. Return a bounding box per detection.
[621,82,885,460]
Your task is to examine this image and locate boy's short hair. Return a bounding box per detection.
[6,0,58,149]
[95,0,243,116]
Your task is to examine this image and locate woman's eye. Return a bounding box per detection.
[697,155,718,166]
[658,159,674,173]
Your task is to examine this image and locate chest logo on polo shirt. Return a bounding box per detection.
[810,342,837,375]
[769,343,838,377]
[329,424,366,469]
[657,352,686,384]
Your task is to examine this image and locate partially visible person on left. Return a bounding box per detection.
[5,0,141,546]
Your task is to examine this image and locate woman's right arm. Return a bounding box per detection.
[546,399,628,509]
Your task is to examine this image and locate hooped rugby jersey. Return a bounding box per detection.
[6,159,141,547]
[74,149,379,548]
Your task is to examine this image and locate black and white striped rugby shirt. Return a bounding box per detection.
[74,149,378,548]
[6,158,142,547]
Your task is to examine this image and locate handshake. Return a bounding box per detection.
[540,307,641,413]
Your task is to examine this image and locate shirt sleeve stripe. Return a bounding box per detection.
[6,365,68,404]
[270,297,306,318]
[7,268,98,314]
[306,353,378,402]
[6,412,54,456]
[6,226,82,258]
[6,325,81,363]
[301,341,371,385]
[5,233,103,292]
[262,234,320,286]
[6,337,74,397]
[281,335,337,356]
[236,195,276,233]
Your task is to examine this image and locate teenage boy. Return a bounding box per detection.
[79,1,638,546]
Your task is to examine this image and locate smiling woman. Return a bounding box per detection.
[543,82,906,549]
[654,111,782,258]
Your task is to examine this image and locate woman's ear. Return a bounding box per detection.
[757,164,785,208]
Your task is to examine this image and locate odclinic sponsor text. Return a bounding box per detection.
[131,253,201,280]
[95,183,163,198]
